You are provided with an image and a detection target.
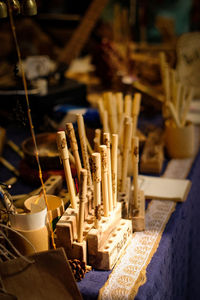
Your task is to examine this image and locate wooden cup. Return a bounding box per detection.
[165,120,195,158]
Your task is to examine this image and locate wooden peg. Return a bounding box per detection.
[121,120,132,193]
[115,92,123,123]
[99,145,109,217]
[77,169,87,243]
[111,134,118,208]
[124,94,132,117]
[91,153,101,229]
[77,114,92,187]
[57,131,77,210]
[132,137,139,209]
[132,93,141,137]
[93,129,101,152]
[105,92,118,134]
[103,133,113,212]
[102,110,110,133]
[66,123,82,182]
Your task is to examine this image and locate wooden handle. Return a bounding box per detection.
[121,120,132,192]
[111,134,118,208]
[77,114,92,187]
[77,169,87,243]
[66,123,82,182]
[103,133,113,212]
[57,131,77,210]
[132,136,139,209]
[132,93,141,137]
[99,145,109,217]
[91,152,101,229]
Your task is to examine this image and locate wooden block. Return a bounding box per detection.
[88,219,132,270]
[140,129,164,174]
[117,177,131,218]
[131,190,145,232]
[138,175,191,202]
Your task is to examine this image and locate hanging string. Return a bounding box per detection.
[7,0,56,249]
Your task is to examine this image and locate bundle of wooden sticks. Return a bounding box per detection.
[159,52,194,128]
[55,100,145,269]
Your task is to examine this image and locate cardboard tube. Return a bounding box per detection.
[103,133,113,212]
[57,131,77,210]
[66,123,82,182]
[77,169,87,243]
[111,134,118,208]
[92,153,101,229]
[99,145,109,217]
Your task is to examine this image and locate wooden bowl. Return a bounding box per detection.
[21,132,61,170]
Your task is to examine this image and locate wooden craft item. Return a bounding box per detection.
[165,120,195,158]
[117,112,125,151]
[0,248,83,300]
[131,189,145,232]
[111,134,118,209]
[139,174,192,202]
[132,137,139,209]
[104,92,118,134]
[99,145,109,217]
[181,87,194,127]
[77,169,87,243]
[56,131,77,210]
[115,92,123,124]
[103,133,113,212]
[124,94,132,117]
[65,122,82,182]
[77,114,92,187]
[132,93,141,137]
[87,202,132,270]
[94,128,101,152]
[121,120,132,193]
[118,177,131,219]
[140,129,164,174]
[91,152,101,229]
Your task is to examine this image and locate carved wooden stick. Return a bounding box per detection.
[111,134,118,208]
[77,114,92,187]
[91,152,101,229]
[66,123,82,182]
[167,102,181,128]
[93,128,101,152]
[181,87,194,127]
[99,145,109,217]
[57,131,77,210]
[77,169,87,243]
[121,119,132,192]
[105,92,118,134]
[124,94,132,117]
[132,93,141,137]
[117,112,125,151]
[103,132,113,212]
[132,136,139,209]
[102,109,110,133]
[115,92,123,124]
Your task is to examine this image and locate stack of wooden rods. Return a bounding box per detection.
[159,52,194,128]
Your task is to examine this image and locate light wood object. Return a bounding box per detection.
[65,122,82,182]
[92,153,101,229]
[139,175,191,202]
[99,145,109,217]
[132,93,141,137]
[56,131,77,210]
[115,92,123,124]
[94,128,101,152]
[130,137,145,231]
[77,114,92,187]
[167,101,181,128]
[165,120,195,158]
[121,120,132,193]
[77,169,87,243]
[181,87,194,127]
[87,202,132,270]
[140,129,164,174]
[111,134,118,209]
[117,112,125,151]
[104,92,118,134]
[103,133,113,212]
[124,94,132,117]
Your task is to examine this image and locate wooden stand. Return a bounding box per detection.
[87,202,132,270]
[131,190,145,232]
[140,129,164,174]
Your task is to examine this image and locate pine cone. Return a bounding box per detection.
[68,259,86,281]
